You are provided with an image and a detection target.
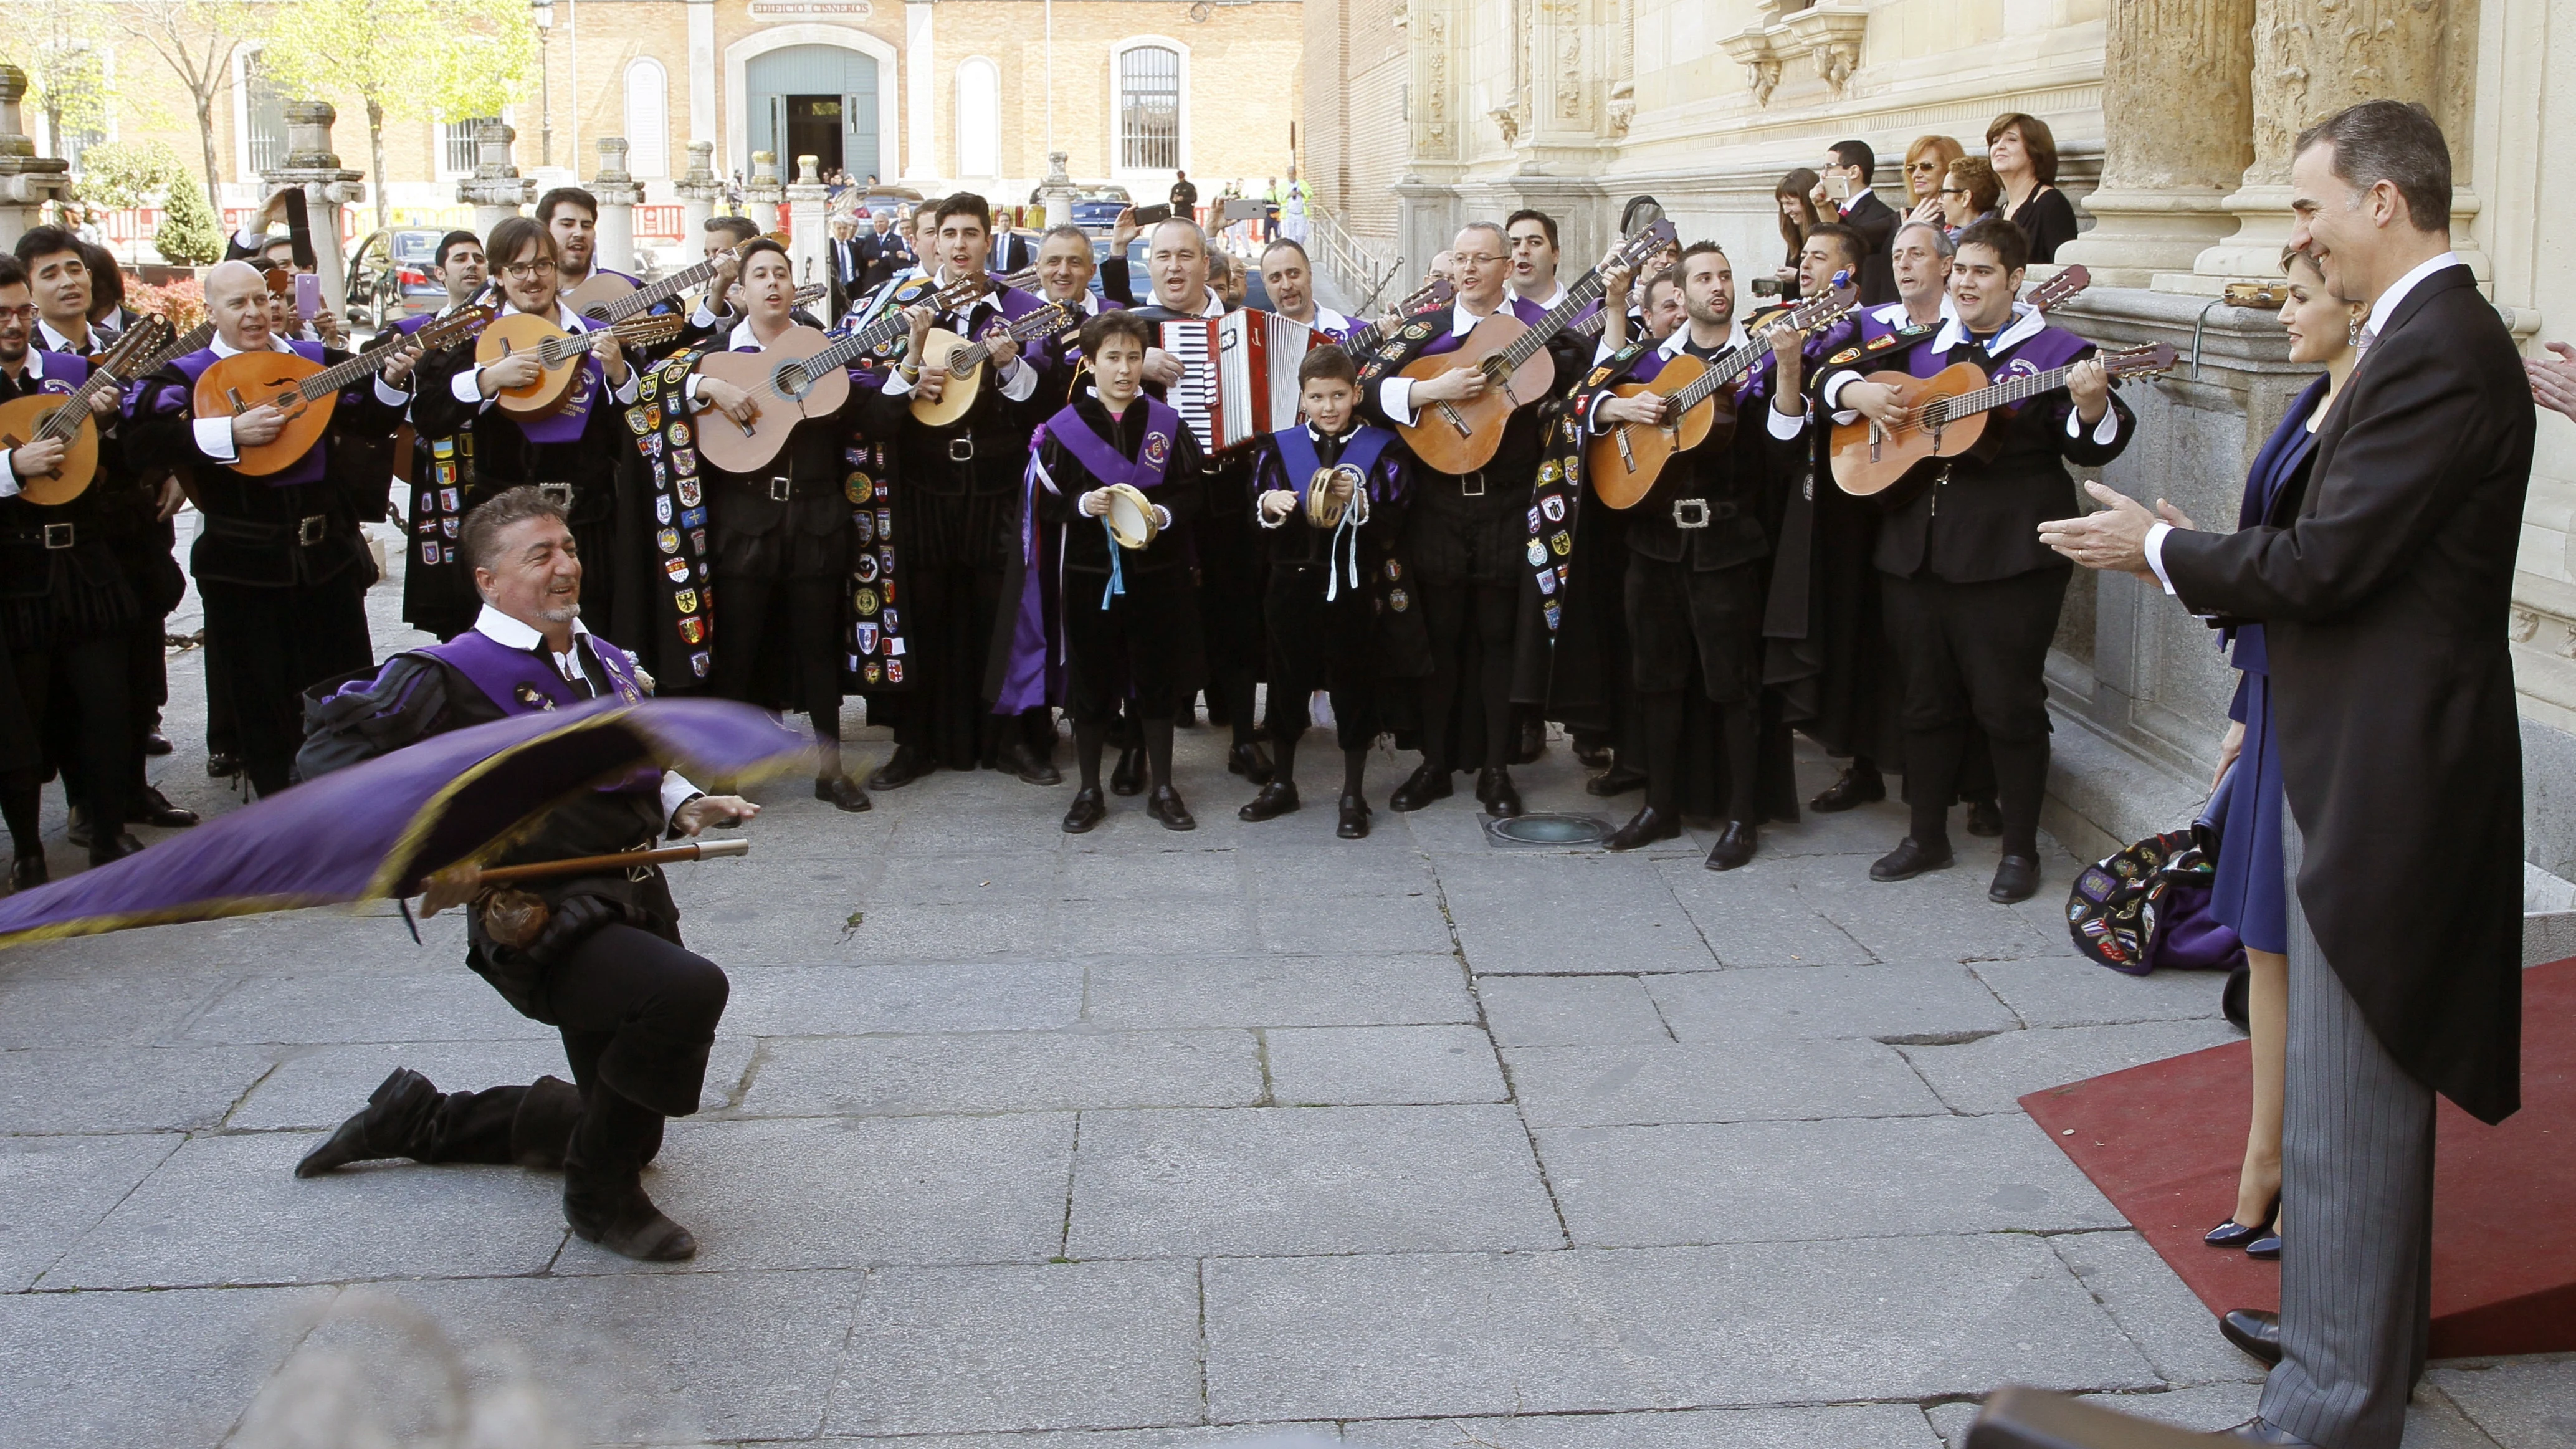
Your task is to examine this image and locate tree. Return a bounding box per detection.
[155,173,224,266]
[70,139,185,212]
[259,0,536,231]
[120,0,265,222]
[1,0,112,163]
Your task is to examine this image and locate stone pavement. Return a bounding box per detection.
[1,536,2569,1447]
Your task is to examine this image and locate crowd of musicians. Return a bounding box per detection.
[0,119,2132,904]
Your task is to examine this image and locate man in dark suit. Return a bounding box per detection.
[826,216,868,322]
[2041,100,2530,1449]
[1821,140,1898,305]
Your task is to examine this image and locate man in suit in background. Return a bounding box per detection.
[2040,99,2530,1449]
[827,215,868,324]
[1821,140,1897,305]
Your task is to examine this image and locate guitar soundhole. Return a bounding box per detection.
[776,364,811,400]
[1920,398,1949,432]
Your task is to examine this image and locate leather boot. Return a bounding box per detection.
[865,745,934,790]
[297,1068,441,1177]
[1388,762,1452,811]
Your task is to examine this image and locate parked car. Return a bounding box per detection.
[1068,186,1135,234]
[343,227,451,329]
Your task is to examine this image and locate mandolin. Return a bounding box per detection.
[1588,285,1860,510]
[474,311,687,418]
[694,275,986,474]
[908,299,1084,428]
[1393,219,1677,476]
[1343,277,1457,356]
[1829,341,2176,498]
[0,317,174,506]
[196,306,495,476]
[561,234,788,326]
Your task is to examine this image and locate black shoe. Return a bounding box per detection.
[1511,718,1546,765]
[1988,854,2041,903]
[1810,763,1886,813]
[567,1190,699,1262]
[1572,739,1613,768]
[1228,740,1274,785]
[67,808,143,856]
[1965,796,2003,838]
[295,1068,439,1178]
[1147,784,1196,831]
[128,785,200,829]
[1476,766,1522,818]
[2205,1193,2279,1248]
[206,752,242,780]
[1061,787,1107,834]
[2226,1418,2313,1448]
[2244,1227,2281,1260]
[2219,1308,2284,1368]
[1388,762,1453,812]
[1238,780,1300,822]
[816,775,873,812]
[1604,805,1679,851]
[998,740,1062,786]
[865,745,934,791]
[1704,820,1758,871]
[1869,836,1955,881]
[1109,747,1145,796]
[1585,765,1648,798]
[1337,794,1371,839]
[9,853,44,891]
[141,732,174,757]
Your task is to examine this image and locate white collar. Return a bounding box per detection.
[728,317,799,351]
[1514,282,1568,310]
[211,332,296,359]
[36,320,97,353]
[1842,188,1876,211]
[2364,250,2461,342]
[1872,296,1958,328]
[1152,287,1222,318]
[14,349,49,381]
[503,299,585,330]
[1450,295,1513,336]
[1305,420,1361,443]
[1285,305,1350,335]
[473,604,594,677]
[1663,320,1748,359]
[1933,306,2046,357]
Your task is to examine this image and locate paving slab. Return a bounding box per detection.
[1064,894,1259,957]
[1972,957,2235,1028]
[1902,1018,2248,1115]
[1346,1403,1944,1449]
[827,1261,1204,1436]
[0,1283,334,1449]
[1783,856,2071,964]
[1644,960,2018,1045]
[1503,1038,1945,1127]
[1656,863,1881,968]
[1083,955,1474,1030]
[1537,1113,2123,1246]
[1262,1025,1505,1106]
[1201,1238,2160,1422]
[1065,845,1243,899]
[813,1428,1344,1449]
[1256,892,1456,955]
[1067,1106,1562,1258]
[1476,975,1671,1048]
[722,960,1088,1036]
[0,962,236,1048]
[221,1039,572,1130]
[2428,1357,2576,1448]
[0,1133,181,1291]
[2049,1229,2271,1387]
[0,1044,277,1134]
[1439,856,1716,975]
[739,1029,1262,1116]
[181,968,554,1046]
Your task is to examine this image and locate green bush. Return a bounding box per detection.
[153,174,224,267]
[71,139,184,212]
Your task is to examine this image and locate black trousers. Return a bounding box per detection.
[1880,567,2064,856]
[1064,568,1189,725]
[896,554,1006,768]
[377,925,728,1203]
[20,633,133,861]
[1264,568,1375,752]
[199,573,373,797]
[711,571,844,747]
[1418,578,1517,772]
[1196,510,1266,745]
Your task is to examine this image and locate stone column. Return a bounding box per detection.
[1037,151,1075,234]
[786,155,831,287]
[674,140,722,247]
[748,151,785,236]
[0,67,69,253]
[904,1,937,183]
[2053,0,2255,289]
[458,121,536,233]
[263,102,365,315]
[591,137,646,275]
[2190,0,2451,283]
[685,0,718,146]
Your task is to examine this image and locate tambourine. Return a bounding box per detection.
[1102,482,1160,550]
[1304,465,1366,530]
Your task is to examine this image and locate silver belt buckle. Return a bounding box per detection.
[947,438,976,462]
[297,514,329,547]
[1459,470,1485,497]
[537,482,575,509]
[769,476,793,502]
[41,522,74,550]
[1672,498,1711,530]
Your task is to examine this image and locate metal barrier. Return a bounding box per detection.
[1301,203,1402,315]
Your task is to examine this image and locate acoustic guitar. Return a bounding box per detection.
[694,274,986,474]
[474,312,687,418]
[1393,219,1677,477]
[560,234,788,326]
[1343,277,1457,356]
[1587,286,1861,510]
[1829,342,2177,498]
[0,317,173,506]
[909,299,1084,428]
[195,306,496,477]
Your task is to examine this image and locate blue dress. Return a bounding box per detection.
[2206,376,2327,954]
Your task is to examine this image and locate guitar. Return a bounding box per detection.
[561,234,788,326]
[0,317,174,506]
[473,312,688,418]
[194,305,498,477]
[1588,286,1861,510]
[1829,342,2176,498]
[909,299,1084,428]
[1393,218,1678,476]
[694,275,987,475]
[1343,277,1457,356]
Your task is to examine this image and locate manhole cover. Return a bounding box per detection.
[1484,813,1612,848]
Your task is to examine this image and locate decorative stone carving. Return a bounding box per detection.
[0,65,70,251]
[2059,0,2256,288]
[265,102,366,313]
[1489,103,1523,146]
[458,120,536,232]
[1719,27,1786,108]
[1607,80,1635,138]
[673,138,723,246]
[786,154,831,285]
[1783,4,1868,100]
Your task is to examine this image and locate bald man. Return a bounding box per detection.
[129,261,420,796]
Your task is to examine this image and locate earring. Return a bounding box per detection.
[2347,313,2367,347]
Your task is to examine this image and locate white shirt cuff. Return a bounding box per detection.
[1765,402,1806,441]
[1821,371,1860,411]
[2144,521,2178,596]
[452,366,487,405]
[0,451,19,495]
[373,377,411,407]
[691,304,727,330]
[2068,406,2120,444]
[660,770,702,826]
[880,366,917,397]
[998,356,1039,402]
[193,416,240,462]
[607,367,642,406]
[1593,338,1623,366]
[1378,375,1418,427]
[235,227,267,251]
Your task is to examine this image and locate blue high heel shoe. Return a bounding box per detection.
[2206,1193,2281,1248]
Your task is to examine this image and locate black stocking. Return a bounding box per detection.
[1639,691,1683,816]
[1075,720,1108,792]
[1143,717,1176,792]
[1987,732,2050,858]
[1341,747,1368,800]
[1,772,40,859]
[1904,724,1967,849]
[1722,701,1762,825]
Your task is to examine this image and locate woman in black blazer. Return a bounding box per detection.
[1987,113,2079,262]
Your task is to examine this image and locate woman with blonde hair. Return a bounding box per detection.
[1902,135,1967,228]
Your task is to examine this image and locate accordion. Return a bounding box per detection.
[1158,308,1325,454]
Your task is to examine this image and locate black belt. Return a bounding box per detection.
[1454,470,1487,497]
[536,481,576,509]
[1671,499,1739,530]
[203,512,339,547]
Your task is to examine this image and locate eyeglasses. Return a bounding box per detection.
[502,259,559,279]
[1939,188,1968,198]
[0,304,35,322]
[1453,254,1507,267]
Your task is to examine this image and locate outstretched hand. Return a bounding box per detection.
[2036,481,2191,580]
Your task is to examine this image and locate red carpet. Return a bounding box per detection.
[2019,957,2576,1358]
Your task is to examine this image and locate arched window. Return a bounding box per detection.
[624,59,669,178]
[1117,44,1180,171]
[955,58,999,177]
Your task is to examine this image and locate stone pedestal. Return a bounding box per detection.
[2055,0,2253,288]
[747,152,785,235]
[262,102,366,315]
[0,67,69,253]
[674,140,723,251]
[1038,151,1076,236]
[457,122,535,233]
[786,155,831,288]
[589,138,646,275]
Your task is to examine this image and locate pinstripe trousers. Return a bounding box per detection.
[2258,811,2436,1449]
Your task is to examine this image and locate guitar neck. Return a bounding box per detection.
[1668,338,1771,411]
[297,342,417,401]
[1497,271,1609,369]
[945,310,1063,375]
[813,308,915,373]
[1947,359,2088,419]
[607,259,718,320]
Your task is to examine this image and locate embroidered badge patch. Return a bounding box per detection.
[854,554,881,583]
[1828,347,1863,365]
[1866,335,1897,350]
[1541,495,1566,522]
[664,558,691,583]
[657,528,681,555]
[1527,540,1548,567]
[656,495,674,525]
[854,586,881,615]
[676,477,702,508]
[1549,530,1573,557]
[677,616,707,644]
[673,589,697,614]
[513,683,555,712]
[1142,432,1170,467]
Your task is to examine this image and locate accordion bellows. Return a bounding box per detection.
[1160,309,1325,454]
